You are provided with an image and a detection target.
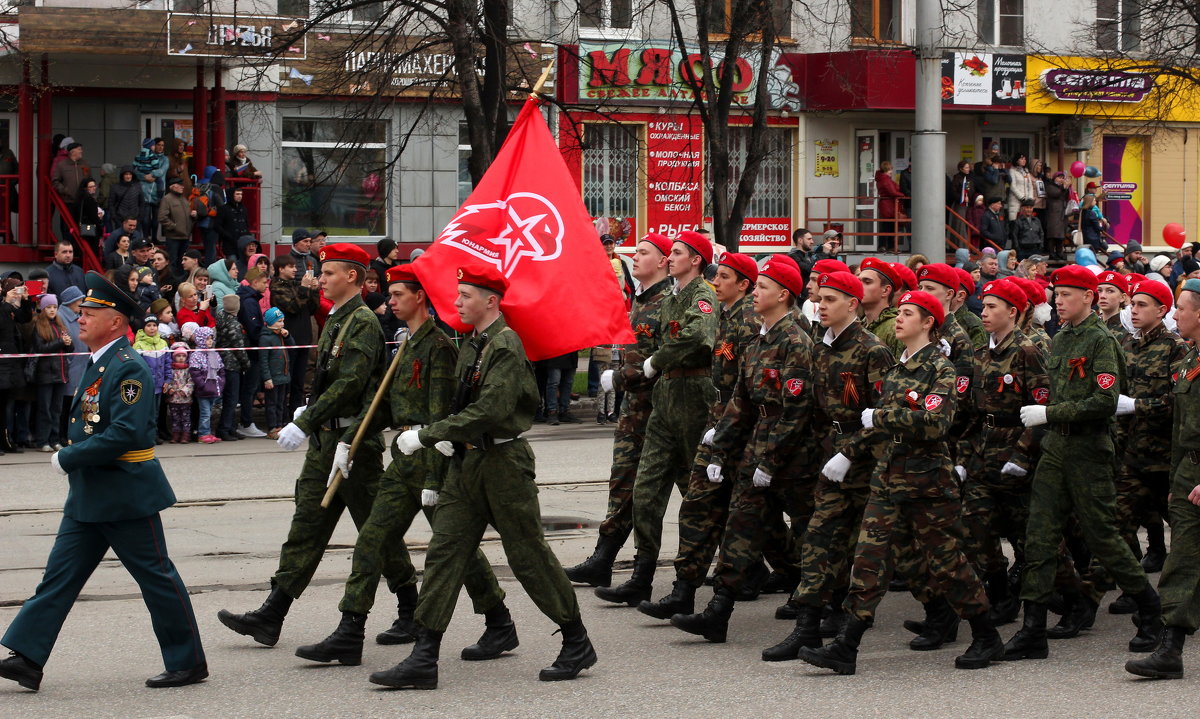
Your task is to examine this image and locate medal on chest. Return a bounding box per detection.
[81,377,102,434]
[996,373,1020,393]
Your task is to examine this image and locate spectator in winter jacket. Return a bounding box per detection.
[133,315,170,442]
[1011,200,1045,259]
[270,253,319,413]
[175,282,215,328]
[45,241,86,298]
[233,234,261,278]
[206,256,240,305]
[214,293,252,441]
[29,294,71,451]
[227,144,262,179]
[106,166,142,232]
[287,227,319,276]
[236,267,268,431]
[167,139,192,194]
[135,137,168,240]
[150,297,178,344]
[189,326,225,443]
[51,142,88,205]
[159,176,197,266]
[194,166,225,265]
[258,307,294,438]
[165,342,194,443]
[218,187,251,258]
[980,197,1007,249]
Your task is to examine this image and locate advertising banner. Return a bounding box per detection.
[1101,136,1144,244]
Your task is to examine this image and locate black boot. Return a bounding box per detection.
[1130,585,1164,652]
[1046,593,1097,639]
[733,562,771,601]
[638,579,696,620]
[819,589,849,638]
[909,597,959,650]
[762,604,822,661]
[775,597,800,621]
[217,585,293,646]
[1109,592,1137,614]
[986,569,1020,626]
[955,613,1004,669]
[671,590,735,643]
[594,556,655,606]
[565,533,626,588]
[460,603,519,660]
[1001,601,1049,661]
[1126,626,1185,679]
[368,628,441,689]
[295,611,366,665]
[539,619,598,681]
[376,584,419,645]
[1142,523,1167,573]
[0,651,42,692]
[760,570,800,595]
[798,615,868,675]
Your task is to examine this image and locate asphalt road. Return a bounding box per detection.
[2,422,1196,718]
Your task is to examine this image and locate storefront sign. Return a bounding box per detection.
[814,139,839,178]
[646,116,705,235]
[579,41,761,106]
[1102,137,1144,242]
[1041,69,1154,103]
[1101,181,1137,201]
[940,52,1025,107]
[166,13,305,58]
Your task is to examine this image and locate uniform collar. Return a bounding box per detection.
[822,317,858,347]
[90,336,123,364]
[474,315,508,337]
[1134,321,1167,345]
[899,342,935,366]
[725,294,750,316]
[636,277,670,302]
[760,311,795,339]
[988,329,1015,353]
[329,293,365,319]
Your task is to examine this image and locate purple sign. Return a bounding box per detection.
[1041,69,1154,103]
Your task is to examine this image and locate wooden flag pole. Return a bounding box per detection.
[530,60,554,99]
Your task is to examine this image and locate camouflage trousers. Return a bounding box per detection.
[962,472,1031,577]
[273,428,398,600]
[792,470,871,608]
[846,480,989,623]
[1159,462,1200,631]
[1114,466,1169,553]
[339,456,505,616]
[1020,432,1150,603]
[597,389,653,540]
[414,439,579,633]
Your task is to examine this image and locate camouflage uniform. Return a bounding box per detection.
[1022,318,1052,356]
[631,276,718,561]
[272,295,398,600]
[710,312,816,593]
[955,304,989,350]
[413,317,579,632]
[1020,313,1151,604]
[1105,313,1129,343]
[337,320,504,617]
[845,343,989,623]
[863,305,905,360]
[793,321,894,608]
[1157,347,1200,630]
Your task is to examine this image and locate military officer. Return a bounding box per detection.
[369,264,596,689]
[0,272,206,691]
[858,257,905,359]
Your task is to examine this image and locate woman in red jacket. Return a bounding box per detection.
[875,161,905,251]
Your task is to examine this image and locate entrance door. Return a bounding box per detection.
[142,114,195,178]
[0,113,16,156]
[853,130,878,251]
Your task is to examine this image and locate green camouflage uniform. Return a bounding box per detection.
[337,320,504,617]
[272,295,397,600]
[599,278,671,540]
[845,343,989,623]
[793,321,894,608]
[1105,312,1129,343]
[1019,313,1151,604]
[631,276,718,561]
[955,304,989,350]
[1022,317,1052,356]
[413,316,579,632]
[863,305,905,359]
[1157,347,1200,630]
[710,311,816,593]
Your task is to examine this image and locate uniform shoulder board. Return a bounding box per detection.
[116,349,133,362]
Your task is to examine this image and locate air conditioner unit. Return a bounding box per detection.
[1061,118,1095,151]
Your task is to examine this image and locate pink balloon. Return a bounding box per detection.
[1070,161,1086,178]
[1163,223,1186,249]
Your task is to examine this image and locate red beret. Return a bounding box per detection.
[981,278,1026,309]
[385,264,420,286]
[813,258,851,275]
[860,257,899,287]
[318,242,371,269]
[1052,265,1099,293]
[1126,272,1148,285]
[1014,277,1048,307]
[916,262,958,291]
[639,232,672,256]
[457,264,509,296]
[819,270,864,301]
[760,256,804,297]
[674,230,713,265]
[898,289,945,326]
[1131,278,1173,308]
[719,252,759,283]
[891,262,917,291]
[1097,270,1129,293]
[954,267,976,295]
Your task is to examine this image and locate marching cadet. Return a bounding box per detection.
[1003,265,1162,662]
[370,265,596,689]
[1012,277,1053,355]
[217,244,403,647]
[803,258,851,341]
[798,290,1003,675]
[1126,278,1200,679]
[1096,270,1130,340]
[596,230,717,605]
[638,252,762,619]
[952,267,989,350]
[916,263,976,413]
[292,265,512,666]
[566,232,673,588]
[762,270,894,662]
[0,272,206,691]
[858,257,906,359]
[670,256,815,643]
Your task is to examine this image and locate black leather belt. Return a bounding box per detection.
[831,419,863,434]
[1051,422,1091,436]
[759,405,783,418]
[984,413,1023,429]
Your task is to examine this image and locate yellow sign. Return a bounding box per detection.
[814,139,839,178]
[1025,55,1200,122]
[960,145,974,163]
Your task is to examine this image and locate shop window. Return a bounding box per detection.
[281,118,389,238]
[978,0,1023,46]
[277,0,309,17]
[458,122,474,207]
[850,0,900,43]
[708,0,792,37]
[579,0,633,32]
[582,123,640,221]
[173,0,206,12]
[707,126,793,219]
[1097,0,1140,52]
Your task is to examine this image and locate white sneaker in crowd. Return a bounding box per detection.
[237,423,268,438]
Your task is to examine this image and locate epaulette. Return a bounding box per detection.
[116,349,133,362]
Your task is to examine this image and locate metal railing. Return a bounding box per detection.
[44,178,103,273]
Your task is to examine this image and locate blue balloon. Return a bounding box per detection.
[1084,165,1101,177]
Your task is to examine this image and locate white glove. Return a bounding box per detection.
[821,452,851,483]
[421,489,439,507]
[50,451,67,476]
[1020,405,1048,427]
[277,422,307,451]
[1001,462,1028,477]
[434,440,454,457]
[600,369,614,393]
[752,467,772,488]
[1115,394,1136,416]
[701,427,716,446]
[398,429,425,455]
[328,441,352,486]
[642,356,657,379]
[706,463,723,483]
[954,465,966,482]
[293,405,307,422]
[861,408,875,430]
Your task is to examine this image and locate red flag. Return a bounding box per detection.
[412,98,634,361]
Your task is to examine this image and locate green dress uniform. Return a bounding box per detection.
[1156,347,1200,630]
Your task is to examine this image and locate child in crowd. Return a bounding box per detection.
[180,321,199,346]
[133,315,170,444]
[151,298,178,344]
[29,294,70,452]
[189,326,225,444]
[165,342,194,443]
[258,307,294,439]
[215,293,251,441]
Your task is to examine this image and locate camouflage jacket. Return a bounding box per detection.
[1021,317,1052,355]
[1119,321,1189,472]
[1044,313,1123,426]
[712,312,815,477]
[294,295,385,436]
[1104,312,1129,344]
[708,293,760,425]
[864,305,906,359]
[955,304,989,350]
[942,312,976,437]
[1171,347,1200,493]
[958,328,1050,475]
[648,275,718,375]
[616,277,671,394]
[811,320,895,477]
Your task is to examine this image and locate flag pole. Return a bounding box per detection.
[529,60,554,99]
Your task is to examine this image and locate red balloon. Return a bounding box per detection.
[1163,223,1187,249]
[1070,161,1086,178]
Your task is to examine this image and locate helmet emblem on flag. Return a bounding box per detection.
[436,192,564,277]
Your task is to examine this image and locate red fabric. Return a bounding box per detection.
[875,170,903,219]
[177,305,214,327]
[412,98,633,360]
[818,270,864,301]
[898,290,945,325]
